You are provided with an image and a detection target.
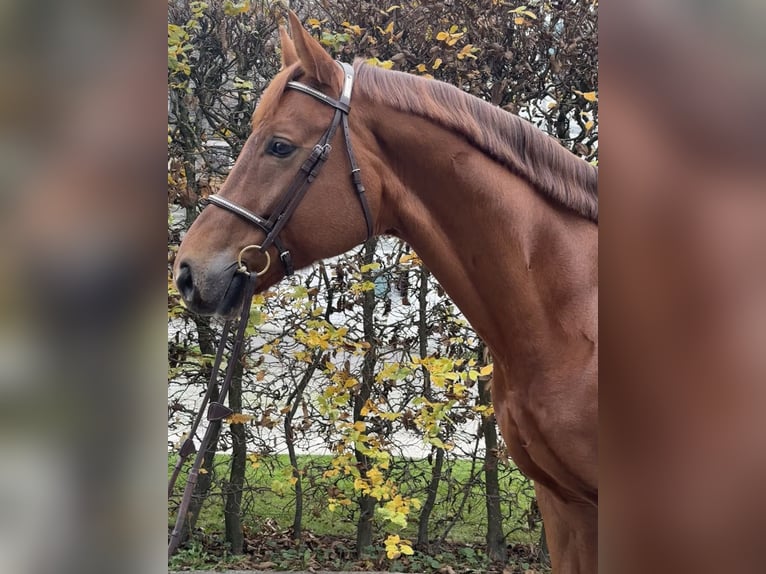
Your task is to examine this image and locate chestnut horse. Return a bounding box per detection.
[174,13,597,573]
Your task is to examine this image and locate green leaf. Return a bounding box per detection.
[223,0,250,16]
[291,285,309,299]
[429,437,446,449]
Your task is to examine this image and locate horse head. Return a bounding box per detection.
[174,12,380,316]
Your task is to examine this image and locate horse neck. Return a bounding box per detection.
[359,103,597,366]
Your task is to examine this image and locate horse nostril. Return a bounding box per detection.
[175,261,195,302]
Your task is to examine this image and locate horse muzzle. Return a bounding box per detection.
[174,255,245,318]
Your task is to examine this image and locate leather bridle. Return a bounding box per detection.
[201,61,373,277]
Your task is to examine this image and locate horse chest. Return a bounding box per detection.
[492,368,597,503]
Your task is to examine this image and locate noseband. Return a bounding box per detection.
[201,61,373,277]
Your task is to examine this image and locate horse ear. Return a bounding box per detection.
[287,10,339,89]
[279,25,298,69]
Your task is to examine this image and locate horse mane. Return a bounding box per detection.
[355,62,598,222]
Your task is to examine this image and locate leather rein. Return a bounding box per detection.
[169,61,370,557]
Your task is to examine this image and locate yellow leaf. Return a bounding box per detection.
[435,31,448,41]
[366,57,394,69]
[574,89,597,102]
[307,17,321,28]
[367,466,384,486]
[251,294,265,306]
[400,544,414,555]
[199,467,208,474]
[585,120,594,131]
[360,262,381,272]
[343,23,363,36]
[379,411,402,421]
[385,534,401,545]
[399,252,422,265]
[446,35,462,46]
[352,421,366,432]
[479,364,494,376]
[225,413,254,425]
[432,58,443,69]
[457,44,477,60]
[384,21,394,34]
[416,63,427,72]
[344,377,359,389]
[514,16,525,25]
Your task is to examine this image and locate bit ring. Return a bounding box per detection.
[237,245,271,276]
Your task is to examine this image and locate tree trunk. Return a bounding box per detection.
[285,414,303,541]
[224,358,245,554]
[355,237,378,557]
[285,351,323,541]
[172,94,199,211]
[416,266,445,551]
[479,344,507,563]
[417,446,444,549]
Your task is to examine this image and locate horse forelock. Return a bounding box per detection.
[251,63,301,129]
[354,62,598,222]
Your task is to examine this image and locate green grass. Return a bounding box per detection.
[169,453,538,546]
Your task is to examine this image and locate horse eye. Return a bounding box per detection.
[268,139,296,158]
